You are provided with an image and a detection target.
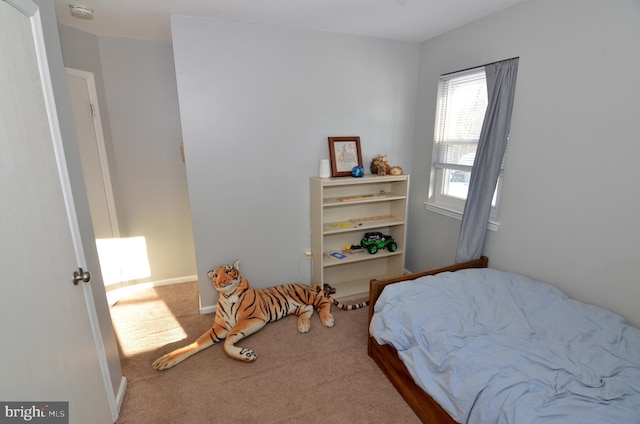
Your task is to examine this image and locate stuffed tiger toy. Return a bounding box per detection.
[152,260,367,370]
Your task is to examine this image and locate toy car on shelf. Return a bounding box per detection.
[359,232,397,254]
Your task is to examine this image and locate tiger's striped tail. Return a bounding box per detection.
[312,283,369,310]
[328,296,369,310]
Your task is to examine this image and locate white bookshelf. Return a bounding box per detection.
[310,174,409,299]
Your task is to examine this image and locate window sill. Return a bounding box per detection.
[424,202,499,232]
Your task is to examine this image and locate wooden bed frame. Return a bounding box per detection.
[367,256,489,424]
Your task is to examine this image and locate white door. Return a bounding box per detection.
[65,69,126,294]
[65,69,118,241]
[0,1,114,423]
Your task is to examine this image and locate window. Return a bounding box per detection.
[426,67,504,228]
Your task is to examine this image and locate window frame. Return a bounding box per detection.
[425,66,504,231]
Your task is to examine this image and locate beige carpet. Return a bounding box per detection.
[111,281,421,423]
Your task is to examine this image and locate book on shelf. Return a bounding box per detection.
[342,247,365,255]
[325,251,347,260]
[337,193,385,202]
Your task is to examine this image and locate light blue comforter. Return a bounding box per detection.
[370,269,640,423]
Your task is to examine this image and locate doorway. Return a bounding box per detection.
[66,68,152,305]
[65,69,117,241]
[66,69,132,302]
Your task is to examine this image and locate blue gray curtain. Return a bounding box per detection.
[455,58,519,263]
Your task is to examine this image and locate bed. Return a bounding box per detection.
[367,257,640,423]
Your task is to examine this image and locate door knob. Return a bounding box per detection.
[73,268,91,285]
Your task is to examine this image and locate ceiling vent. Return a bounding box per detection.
[69,4,94,20]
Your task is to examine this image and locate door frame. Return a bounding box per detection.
[65,67,120,241]
[66,67,128,295]
[7,0,120,419]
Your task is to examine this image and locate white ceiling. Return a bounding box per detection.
[53,0,527,43]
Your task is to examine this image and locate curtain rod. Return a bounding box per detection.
[442,56,519,76]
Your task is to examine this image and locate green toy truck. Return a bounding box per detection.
[360,232,397,254]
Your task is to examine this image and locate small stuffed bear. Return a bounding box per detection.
[370,154,391,175]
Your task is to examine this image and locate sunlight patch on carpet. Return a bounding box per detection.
[111,288,188,357]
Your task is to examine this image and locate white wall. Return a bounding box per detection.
[407,0,640,327]
[58,29,197,284]
[97,38,197,282]
[171,16,419,309]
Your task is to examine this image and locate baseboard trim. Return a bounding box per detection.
[109,274,215,316]
[199,304,217,315]
[107,275,198,306]
[150,275,198,287]
[114,376,127,422]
